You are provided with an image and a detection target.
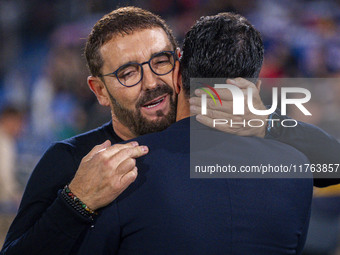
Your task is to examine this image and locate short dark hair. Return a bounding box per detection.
[85,6,178,77]
[181,12,264,95]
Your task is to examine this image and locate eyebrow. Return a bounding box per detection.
[119,46,173,67]
[150,47,173,59]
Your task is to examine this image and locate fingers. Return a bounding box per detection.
[90,140,148,172]
[83,141,148,170]
[114,146,148,193]
[116,157,138,186]
[117,157,136,174]
[111,146,148,197]
[255,80,262,90]
[93,143,148,175]
[84,140,111,160]
[196,115,241,131]
[227,78,256,89]
[195,114,267,138]
[190,98,234,114]
[190,96,233,110]
[84,140,137,162]
[193,88,237,101]
[191,106,231,119]
[115,146,149,175]
[189,96,201,107]
[71,139,149,210]
[193,77,258,101]
[195,114,217,129]
[190,77,266,124]
[120,167,138,187]
[96,141,139,158]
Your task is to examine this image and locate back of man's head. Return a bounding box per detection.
[181,12,264,94]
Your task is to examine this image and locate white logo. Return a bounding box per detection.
[201,84,312,116]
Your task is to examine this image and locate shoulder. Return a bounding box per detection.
[28,122,116,183]
[61,121,114,148]
[56,121,119,160]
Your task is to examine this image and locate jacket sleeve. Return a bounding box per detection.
[0,143,92,255]
[266,117,340,187]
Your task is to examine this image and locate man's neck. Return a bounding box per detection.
[175,93,190,122]
[111,114,136,141]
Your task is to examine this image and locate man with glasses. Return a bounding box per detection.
[1,6,339,255]
[96,50,178,138]
[1,8,181,255]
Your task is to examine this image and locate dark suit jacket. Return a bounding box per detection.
[77,117,313,255]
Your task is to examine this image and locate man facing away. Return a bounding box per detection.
[1,7,338,255]
[75,12,313,255]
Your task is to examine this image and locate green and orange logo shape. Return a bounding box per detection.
[199,83,223,106]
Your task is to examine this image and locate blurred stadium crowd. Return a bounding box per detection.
[0,0,340,253]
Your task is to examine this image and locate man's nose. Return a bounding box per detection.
[141,63,158,91]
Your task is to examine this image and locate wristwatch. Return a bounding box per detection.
[266,111,283,138]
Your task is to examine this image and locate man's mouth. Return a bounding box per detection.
[142,94,167,109]
[140,93,170,119]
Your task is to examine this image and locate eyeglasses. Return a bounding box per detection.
[99,51,177,87]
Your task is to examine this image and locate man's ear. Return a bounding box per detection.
[176,47,182,60]
[255,79,262,91]
[172,60,182,95]
[87,76,111,106]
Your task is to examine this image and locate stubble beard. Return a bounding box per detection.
[108,84,177,136]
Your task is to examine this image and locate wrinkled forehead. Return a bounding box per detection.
[100,27,173,71]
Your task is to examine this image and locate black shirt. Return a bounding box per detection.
[1,120,339,254]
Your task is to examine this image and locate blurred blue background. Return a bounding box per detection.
[0,0,340,253]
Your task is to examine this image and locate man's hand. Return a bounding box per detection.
[69,140,148,210]
[190,78,268,138]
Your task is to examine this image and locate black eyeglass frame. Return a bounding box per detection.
[98,50,177,87]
